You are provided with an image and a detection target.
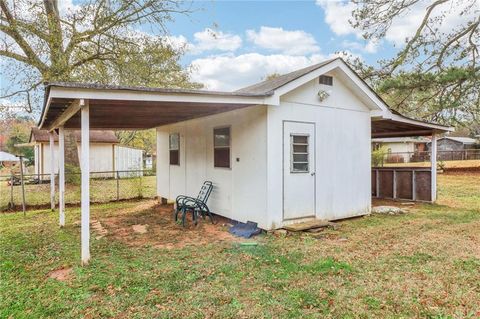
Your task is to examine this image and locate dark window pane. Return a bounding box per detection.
[214,148,230,168]
[292,135,308,144]
[293,144,308,153]
[214,127,230,147]
[293,163,308,172]
[170,150,179,165]
[293,154,308,162]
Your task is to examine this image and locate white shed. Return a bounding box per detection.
[29,128,143,177]
[37,58,452,264]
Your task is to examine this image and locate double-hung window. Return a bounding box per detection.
[214,127,230,168]
[169,133,180,165]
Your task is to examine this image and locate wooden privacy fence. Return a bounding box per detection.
[372,167,432,202]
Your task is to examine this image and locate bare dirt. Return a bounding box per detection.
[100,201,239,249]
[48,267,73,281]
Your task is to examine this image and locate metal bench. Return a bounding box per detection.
[174,181,214,226]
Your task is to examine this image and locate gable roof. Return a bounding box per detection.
[30,128,118,144]
[236,58,337,94]
[439,136,477,144]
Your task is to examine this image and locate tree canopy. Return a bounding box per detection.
[351,0,479,133]
[0,0,199,114]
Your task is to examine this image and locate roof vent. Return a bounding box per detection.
[319,75,333,86]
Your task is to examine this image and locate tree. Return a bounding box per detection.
[351,0,479,130]
[4,119,34,164]
[0,0,199,113]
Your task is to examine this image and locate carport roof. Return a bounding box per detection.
[38,58,453,137]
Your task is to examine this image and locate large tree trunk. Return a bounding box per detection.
[64,130,79,167]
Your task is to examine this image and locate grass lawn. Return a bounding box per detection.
[383,159,480,169]
[0,175,157,210]
[1,173,479,318]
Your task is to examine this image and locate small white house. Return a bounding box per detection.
[29,128,142,177]
[38,58,452,264]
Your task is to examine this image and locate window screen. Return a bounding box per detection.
[169,133,180,165]
[291,135,309,172]
[214,127,230,168]
[319,75,333,86]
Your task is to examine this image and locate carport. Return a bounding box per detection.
[39,82,452,265]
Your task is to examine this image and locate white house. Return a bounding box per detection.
[37,58,452,264]
[29,128,143,177]
[371,137,430,163]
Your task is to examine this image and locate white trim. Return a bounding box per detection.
[81,100,90,265]
[272,59,389,112]
[58,126,65,227]
[431,133,437,202]
[390,114,453,132]
[49,132,55,210]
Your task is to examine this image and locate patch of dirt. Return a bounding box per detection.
[102,202,239,249]
[132,224,147,234]
[48,267,73,281]
[91,219,108,239]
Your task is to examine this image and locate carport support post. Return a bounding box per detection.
[431,132,437,202]
[80,99,90,265]
[49,131,55,210]
[58,126,65,227]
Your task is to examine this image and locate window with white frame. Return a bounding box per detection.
[169,133,180,165]
[214,127,230,168]
[291,135,309,172]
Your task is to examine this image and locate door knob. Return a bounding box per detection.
[310,172,316,176]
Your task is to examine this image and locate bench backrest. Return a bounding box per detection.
[196,181,213,203]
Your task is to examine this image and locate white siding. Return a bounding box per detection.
[267,74,371,228]
[114,145,143,175]
[156,105,268,227]
[36,142,115,176]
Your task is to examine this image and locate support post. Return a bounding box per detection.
[431,132,437,202]
[49,131,55,210]
[58,126,65,227]
[80,99,90,265]
[19,156,26,216]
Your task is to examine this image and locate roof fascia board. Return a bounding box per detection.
[48,86,268,105]
[270,59,389,112]
[390,114,454,132]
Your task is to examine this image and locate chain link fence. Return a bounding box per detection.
[0,170,156,212]
[378,149,480,165]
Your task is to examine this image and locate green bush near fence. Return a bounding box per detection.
[372,146,388,167]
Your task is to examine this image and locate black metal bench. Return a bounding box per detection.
[174,181,214,226]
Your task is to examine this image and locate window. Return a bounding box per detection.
[291,135,309,173]
[214,127,230,168]
[319,75,333,86]
[169,133,180,165]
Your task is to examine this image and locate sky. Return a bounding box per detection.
[1,0,474,118]
[157,0,400,91]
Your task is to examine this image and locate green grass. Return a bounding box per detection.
[0,175,156,210]
[1,173,479,318]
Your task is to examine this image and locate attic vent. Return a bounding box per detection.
[319,75,333,86]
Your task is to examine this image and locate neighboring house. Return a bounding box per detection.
[428,136,479,161]
[372,137,430,163]
[430,136,478,151]
[29,128,143,178]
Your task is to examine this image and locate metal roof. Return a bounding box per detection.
[30,127,118,143]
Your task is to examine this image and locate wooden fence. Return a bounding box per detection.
[372,167,432,202]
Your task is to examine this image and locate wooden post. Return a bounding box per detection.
[80,99,90,265]
[58,126,65,227]
[19,156,26,216]
[49,131,55,210]
[431,133,437,202]
[116,170,120,201]
[9,172,14,209]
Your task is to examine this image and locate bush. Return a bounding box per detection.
[372,147,388,167]
[65,164,81,185]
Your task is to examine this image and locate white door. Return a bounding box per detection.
[283,121,315,220]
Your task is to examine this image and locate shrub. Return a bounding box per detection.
[372,147,388,167]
